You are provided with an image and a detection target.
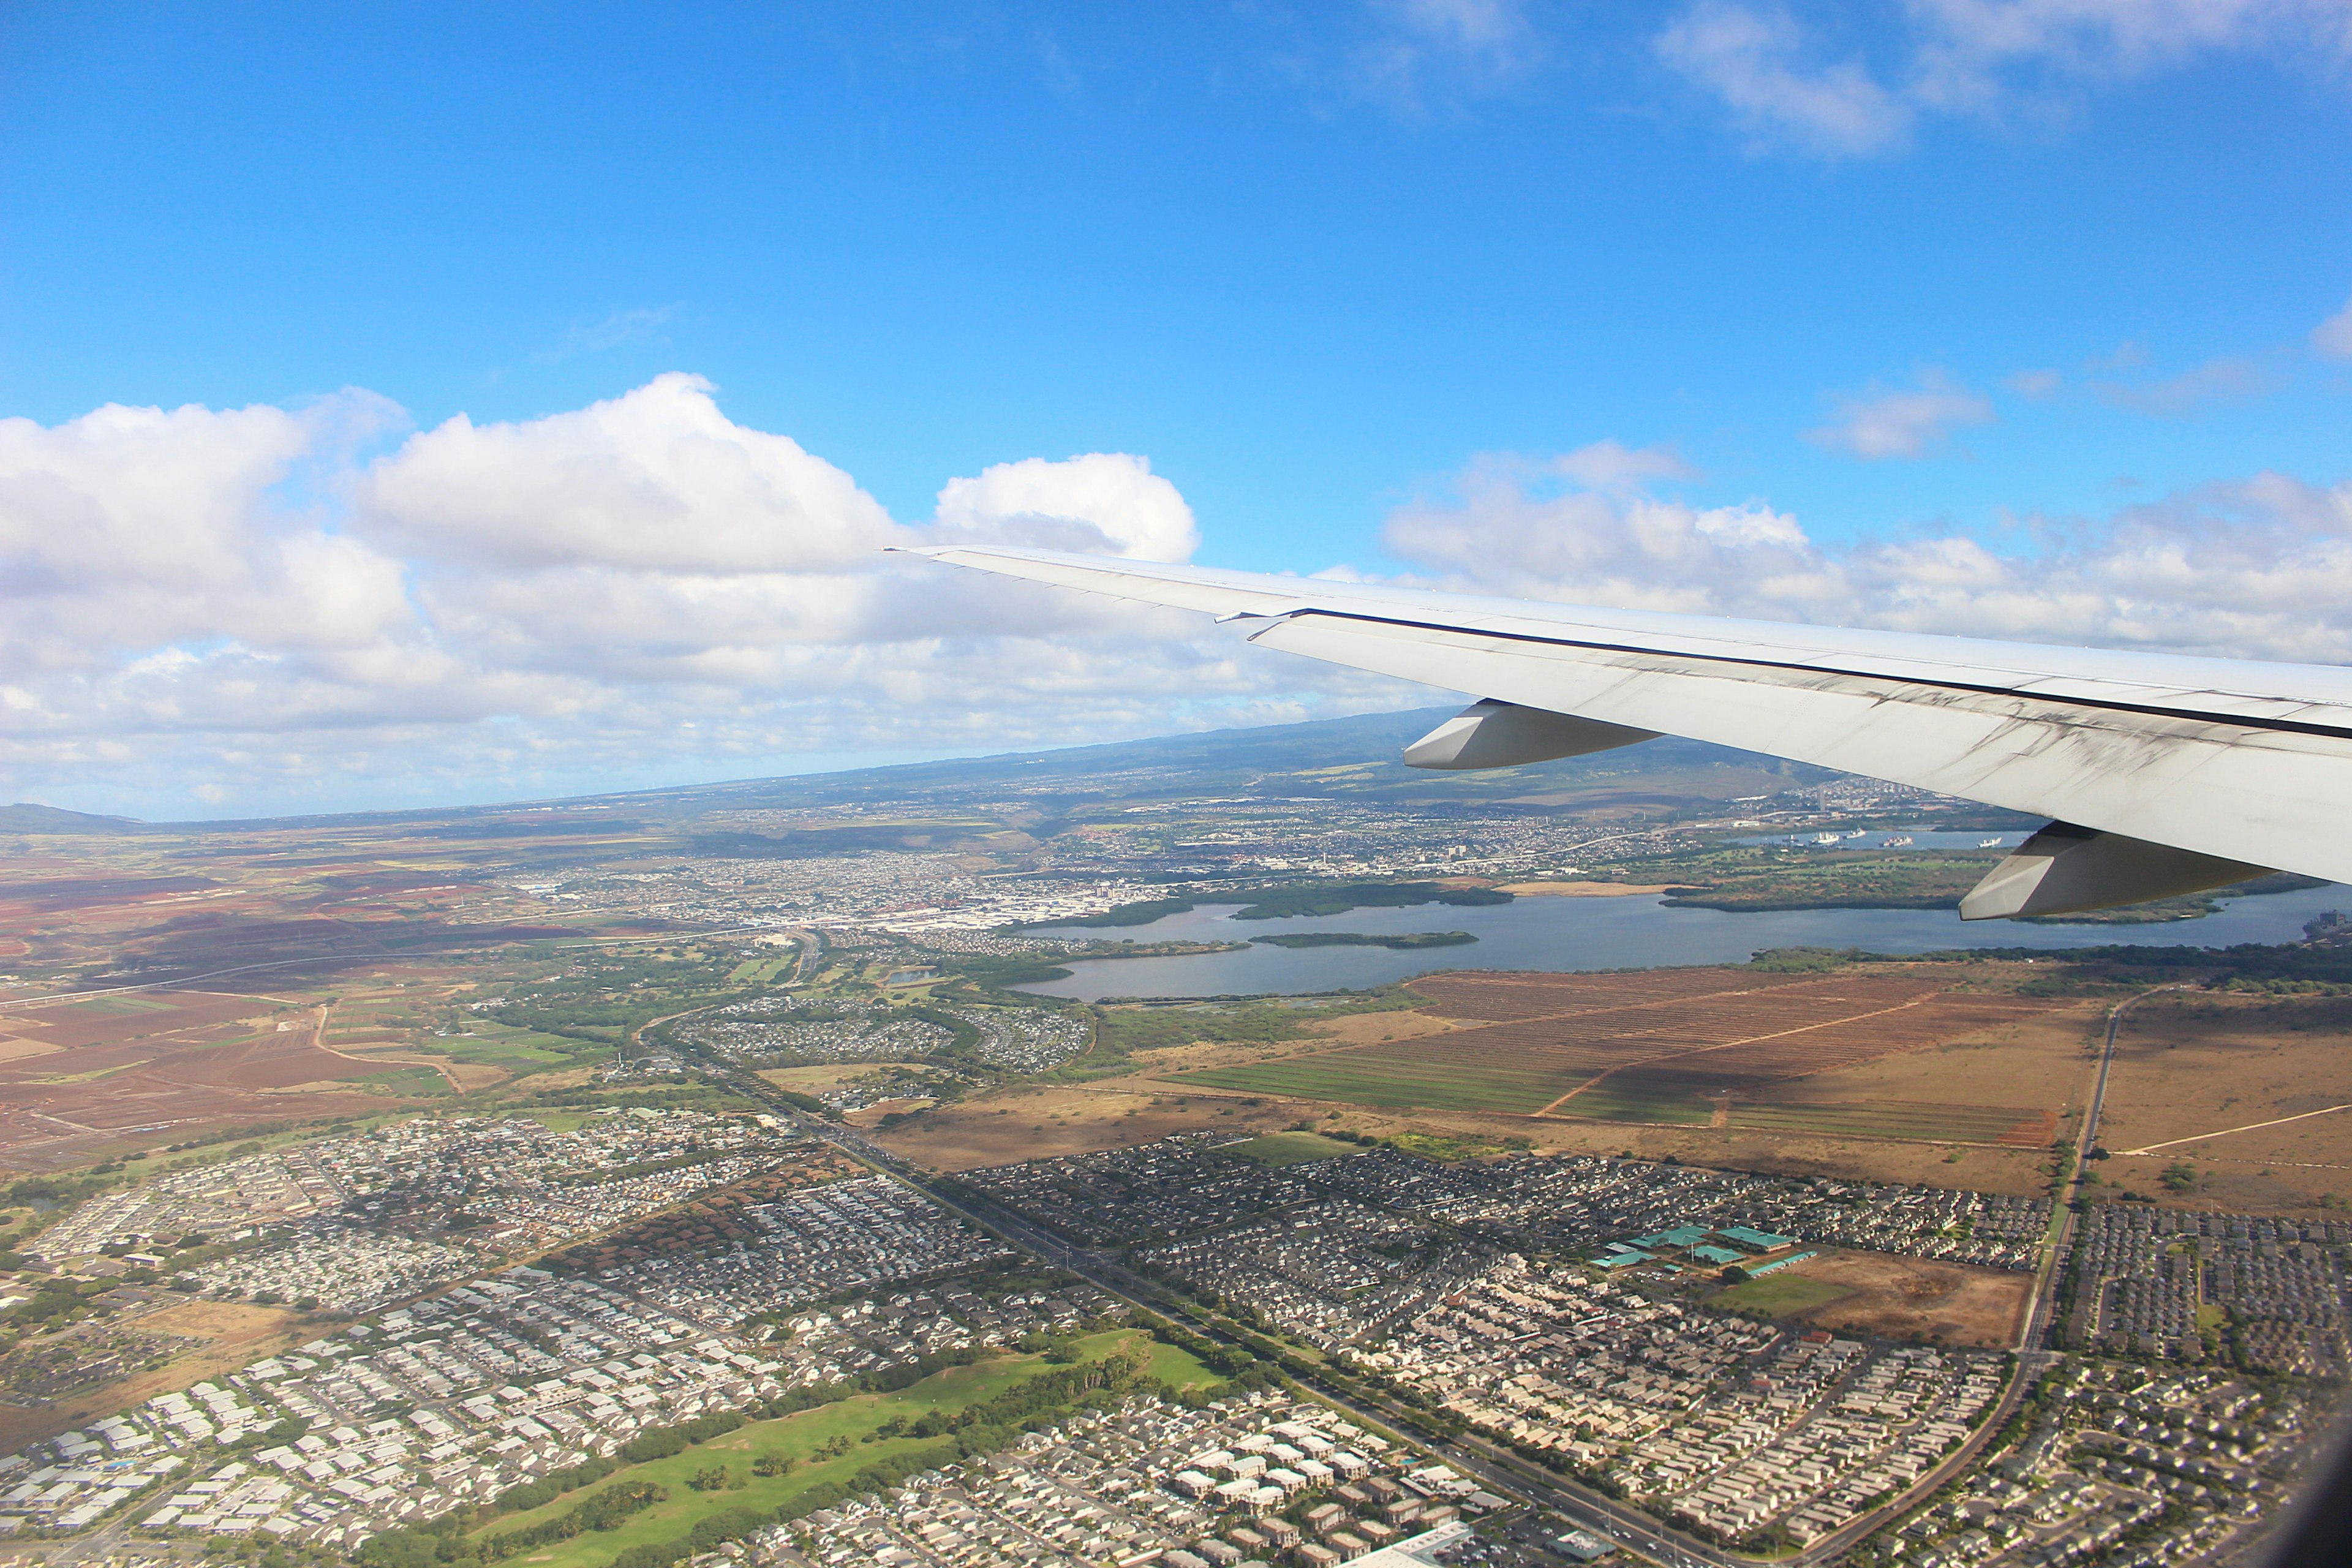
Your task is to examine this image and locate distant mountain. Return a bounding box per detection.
[0,802,144,835]
[633,706,1830,817]
[108,706,1836,836]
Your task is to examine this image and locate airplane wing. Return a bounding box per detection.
[896,545,2352,919]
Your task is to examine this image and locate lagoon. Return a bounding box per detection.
[1015,881,2348,1001]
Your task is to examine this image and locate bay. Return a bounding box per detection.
[1014,882,2348,1001]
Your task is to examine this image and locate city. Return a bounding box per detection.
[0,1071,2335,1568]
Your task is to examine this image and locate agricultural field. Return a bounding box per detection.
[2085,990,2352,1215]
[0,989,420,1170]
[1163,967,2078,1152]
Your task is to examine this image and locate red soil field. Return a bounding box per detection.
[0,990,421,1169]
[1405,968,1830,1022]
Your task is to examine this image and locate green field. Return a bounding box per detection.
[1552,1079,1714,1125]
[514,1108,600,1132]
[726,954,798,985]
[430,1025,585,1068]
[1709,1273,1853,1317]
[468,1329,1215,1568]
[1728,1100,2049,1145]
[347,1064,451,1096]
[1174,1049,1570,1114]
[1224,1131,1366,1167]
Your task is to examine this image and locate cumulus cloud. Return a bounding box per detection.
[933,451,1199,561]
[1660,0,2352,157]
[0,377,1408,815]
[1806,370,1994,459]
[1382,450,2352,662]
[13,375,2352,818]
[355,373,906,572]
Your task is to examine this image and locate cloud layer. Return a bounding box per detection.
[6,379,2351,816]
[0,376,1395,813]
[1383,440,2352,660]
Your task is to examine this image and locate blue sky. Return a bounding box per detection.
[2,2,2349,816]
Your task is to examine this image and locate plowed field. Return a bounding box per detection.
[0,992,421,1169]
[1168,967,2069,1145]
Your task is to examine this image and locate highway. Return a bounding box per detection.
[687,990,2187,1568]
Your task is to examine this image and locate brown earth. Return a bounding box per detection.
[1777,1248,2034,1349]
[1140,966,2084,1194]
[0,1302,309,1454]
[0,995,431,1170]
[1406,967,1832,1023]
[870,1084,1290,1171]
[1180,967,2070,1123]
[760,1065,900,1094]
[2087,992,2352,1216]
[1494,882,1678,897]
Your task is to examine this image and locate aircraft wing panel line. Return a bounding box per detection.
[1249,612,2352,886]
[899,544,2352,889]
[905,545,2352,719]
[1242,607,2352,744]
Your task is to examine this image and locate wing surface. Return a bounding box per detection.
[900,545,2352,895]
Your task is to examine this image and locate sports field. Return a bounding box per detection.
[1709,1273,1853,1317]
[1224,1131,1367,1166]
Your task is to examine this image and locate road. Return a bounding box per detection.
[700,1054,1760,1566]
[691,987,2193,1568]
[2121,1102,2351,1157]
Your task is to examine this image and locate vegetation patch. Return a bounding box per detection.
[377,1330,1202,1568]
[1709,1273,1855,1317]
[1222,1131,1366,1166]
[1250,931,1477,950]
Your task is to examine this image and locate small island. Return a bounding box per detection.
[1250,930,1479,950]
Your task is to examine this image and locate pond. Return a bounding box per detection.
[1013,881,2348,1001]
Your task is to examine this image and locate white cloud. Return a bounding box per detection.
[2313,294,2352,360]
[1657,4,1915,156]
[1550,439,1702,491]
[2005,368,2063,399]
[1660,0,2352,157]
[1382,450,2352,661]
[933,451,1199,561]
[355,372,907,572]
[0,378,1401,816]
[1806,370,1995,459]
[15,374,2352,819]
[1382,453,1815,614]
